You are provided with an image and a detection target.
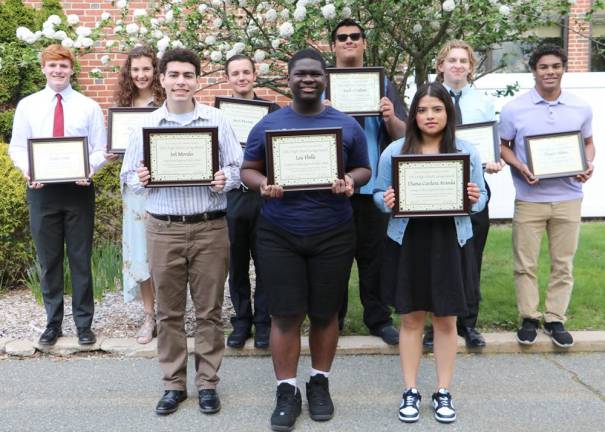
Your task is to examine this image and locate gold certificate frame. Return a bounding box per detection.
[456,121,500,165]
[325,67,385,116]
[392,154,470,218]
[265,128,344,191]
[524,130,587,179]
[143,127,219,187]
[27,136,90,183]
[215,97,274,147]
[107,107,157,154]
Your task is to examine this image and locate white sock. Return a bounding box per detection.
[277,378,297,392]
[310,368,330,378]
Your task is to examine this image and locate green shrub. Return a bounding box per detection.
[0,142,33,288]
[93,160,122,243]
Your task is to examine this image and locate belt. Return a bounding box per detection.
[149,211,226,223]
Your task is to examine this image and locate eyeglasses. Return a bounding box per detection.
[335,32,362,42]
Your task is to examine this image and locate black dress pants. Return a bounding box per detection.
[339,194,392,331]
[457,181,491,329]
[226,188,269,330]
[27,183,95,330]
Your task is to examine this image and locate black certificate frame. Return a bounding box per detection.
[456,120,500,165]
[524,130,587,180]
[107,107,157,154]
[27,136,90,184]
[214,96,275,146]
[265,127,344,192]
[392,153,470,218]
[143,127,219,188]
[325,67,385,117]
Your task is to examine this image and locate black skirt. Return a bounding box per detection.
[380,217,479,317]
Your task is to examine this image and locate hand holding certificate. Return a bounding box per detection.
[456,121,500,165]
[524,131,587,180]
[108,107,156,154]
[326,67,385,116]
[28,137,90,184]
[215,97,273,146]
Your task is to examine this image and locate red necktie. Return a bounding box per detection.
[53,93,64,137]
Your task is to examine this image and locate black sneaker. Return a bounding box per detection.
[398,388,421,423]
[306,375,334,421]
[516,318,539,345]
[544,322,574,348]
[270,383,302,432]
[432,388,456,423]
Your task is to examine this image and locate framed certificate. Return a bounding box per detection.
[524,131,587,179]
[325,67,385,116]
[456,121,500,165]
[215,97,274,146]
[265,128,344,191]
[27,136,90,183]
[107,107,156,154]
[143,127,219,187]
[392,154,470,217]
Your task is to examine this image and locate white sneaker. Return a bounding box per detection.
[399,388,421,423]
[432,388,456,423]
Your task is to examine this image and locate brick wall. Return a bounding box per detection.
[567,0,592,72]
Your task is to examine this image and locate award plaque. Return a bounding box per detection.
[107,107,156,153]
[143,127,219,187]
[265,128,344,191]
[325,67,385,116]
[456,121,500,165]
[525,131,587,179]
[392,154,470,217]
[215,97,274,146]
[27,136,90,183]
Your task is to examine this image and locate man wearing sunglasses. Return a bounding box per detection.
[329,18,407,346]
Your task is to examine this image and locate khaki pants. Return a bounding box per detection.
[512,199,581,323]
[146,215,229,391]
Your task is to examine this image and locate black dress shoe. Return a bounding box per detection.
[370,325,399,345]
[423,327,434,349]
[198,389,221,414]
[254,326,270,349]
[155,390,187,416]
[39,327,62,346]
[77,328,97,345]
[460,326,486,348]
[227,326,251,349]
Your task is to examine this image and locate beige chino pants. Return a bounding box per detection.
[512,199,582,323]
[146,215,229,391]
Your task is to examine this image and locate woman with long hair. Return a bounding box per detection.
[373,82,487,424]
[116,46,164,344]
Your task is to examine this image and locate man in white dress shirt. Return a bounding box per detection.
[122,48,242,416]
[9,44,112,347]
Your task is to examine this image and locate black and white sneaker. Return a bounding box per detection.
[270,383,302,432]
[544,321,574,348]
[432,388,456,423]
[398,388,421,423]
[516,318,539,345]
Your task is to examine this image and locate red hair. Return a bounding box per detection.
[41,44,75,67]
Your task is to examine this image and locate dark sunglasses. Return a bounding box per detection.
[335,32,362,42]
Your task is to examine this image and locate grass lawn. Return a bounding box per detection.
[342,222,605,334]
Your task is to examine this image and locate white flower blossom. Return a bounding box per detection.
[48,14,62,25]
[265,9,278,22]
[341,6,352,19]
[233,42,245,53]
[151,29,163,39]
[412,23,422,33]
[254,49,266,63]
[53,30,67,40]
[198,4,208,13]
[113,25,123,34]
[278,22,294,38]
[239,0,247,6]
[489,0,498,4]
[61,37,74,48]
[24,34,38,44]
[134,9,147,18]
[165,10,174,23]
[116,19,123,25]
[76,26,92,37]
[116,0,127,8]
[150,18,159,27]
[259,63,270,74]
[321,4,336,20]
[101,12,111,21]
[171,40,184,48]
[105,39,116,47]
[293,7,306,21]
[281,9,289,19]
[213,18,223,27]
[212,0,223,7]
[73,39,82,48]
[499,5,511,16]
[66,14,79,26]
[16,27,31,41]
[42,27,56,38]
[430,20,441,30]
[101,55,110,64]
[442,0,456,12]
[139,25,148,35]
[296,0,308,7]
[271,39,281,49]
[157,36,171,51]
[205,35,216,45]
[81,37,94,48]
[126,23,139,34]
[90,67,102,75]
[210,50,223,62]
[42,21,54,30]
[226,49,237,60]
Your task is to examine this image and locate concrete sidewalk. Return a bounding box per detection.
[2,331,605,357]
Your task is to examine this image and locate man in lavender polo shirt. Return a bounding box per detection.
[499,44,595,348]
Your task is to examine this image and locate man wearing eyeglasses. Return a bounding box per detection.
[329,18,407,345]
